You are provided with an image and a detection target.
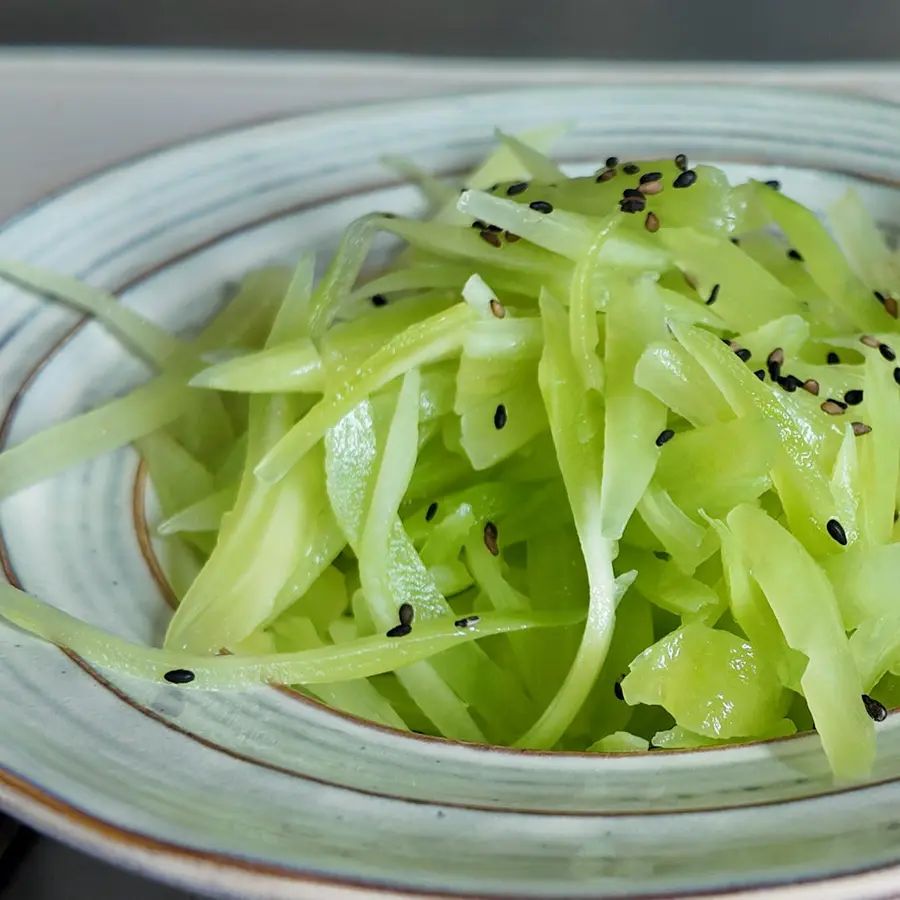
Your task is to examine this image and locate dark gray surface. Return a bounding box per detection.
[1,0,899,60]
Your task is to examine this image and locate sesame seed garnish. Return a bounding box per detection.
[827,351,841,365]
[164,669,195,685]
[778,375,800,393]
[765,179,781,190]
[386,623,412,638]
[827,518,848,545]
[844,389,864,406]
[862,693,888,722]
[874,290,886,303]
[655,429,675,447]
[852,421,872,436]
[753,369,766,381]
[674,154,688,171]
[894,367,900,386]
[605,156,619,168]
[471,219,487,230]
[596,169,617,183]
[371,294,388,307]
[622,188,643,199]
[506,182,528,196]
[623,163,640,174]
[638,180,663,195]
[767,348,784,380]
[490,298,506,319]
[730,237,741,245]
[614,681,624,701]
[706,283,720,306]
[802,379,820,396]
[425,501,438,522]
[494,404,507,429]
[529,200,553,214]
[455,615,481,628]
[821,399,847,415]
[484,224,503,233]
[483,521,499,556]
[885,296,898,318]
[673,170,698,189]
[787,248,804,261]
[861,334,880,348]
[399,602,414,627]
[640,171,662,185]
[620,196,646,214]
[735,348,752,363]
[479,229,502,247]
[880,344,896,361]
[645,211,660,233]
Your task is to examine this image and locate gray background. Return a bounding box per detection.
[1,0,900,60]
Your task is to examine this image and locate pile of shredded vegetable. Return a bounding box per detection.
[5,129,900,778]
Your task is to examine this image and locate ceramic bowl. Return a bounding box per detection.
[3,84,900,900]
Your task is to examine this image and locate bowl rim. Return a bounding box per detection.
[3,80,900,898]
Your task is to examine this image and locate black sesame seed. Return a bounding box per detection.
[862,693,888,722]
[754,368,766,381]
[640,171,663,184]
[506,182,528,196]
[425,501,438,522]
[706,283,721,306]
[622,188,643,199]
[875,290,886,303]
[844,389,864,406]
[653,550,671,561]
[614,681,624,701]
[674,153,688,171]
[767,348,785,381]
[386,623,412,638]
[827,351,841,365]
[894,367,900,386]
[494,404,508,430]
[826,518,848,546]
[529,200,553,214]
[479,229,502,248]
[483,521,499,556]
[454,615,481,628]
[371,294,388,307]
[605,156,619,168]
[880,344,897,362]
[787,248,804,261]
[471,219,487,230]
[597,169,617,183]
[765,179,781,190]
[655,429,675,447]
[623,163,640,174]
[778,376,798,393]
[164,669,195,685]
[735,348,752,363]
[485,223,503,232]
[620,196,646,214]
[730,237,741,245]
[398,602,415,627]
[673,169,698,189]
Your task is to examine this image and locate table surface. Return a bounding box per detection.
[2,48,900,900]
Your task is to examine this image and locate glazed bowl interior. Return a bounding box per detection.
[3,84,900,900]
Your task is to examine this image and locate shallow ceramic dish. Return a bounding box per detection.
[3,84,900,900]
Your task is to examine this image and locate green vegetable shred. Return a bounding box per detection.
[3,135,900,779]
